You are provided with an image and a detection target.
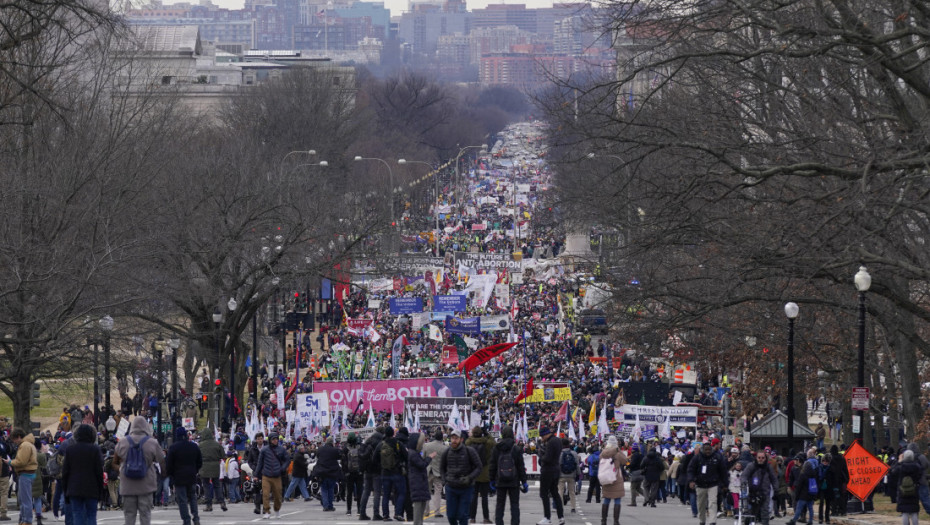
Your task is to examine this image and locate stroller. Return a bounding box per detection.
[735,483,770,525]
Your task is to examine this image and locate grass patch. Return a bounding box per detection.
[0,379,96,427]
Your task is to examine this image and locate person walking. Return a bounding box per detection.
[246,433,265,516]
[256,433,290,519]
[60,424,104,525]
[224,451,241,504]
[557,441,581,514]
[422,429,448,519]
[627,443,644,507]
[889,449,923,525]
[817,454,837,525]
[686,442,727,525]
[466,427,495,524]
[640,444,666,508]
[312,438,344,512]
[814,424,826,451]
[585,446,601,504]
[379,427,407,521]
[786,456,818,525]
[198,428,227,512]
[166,428,203,525]
[488,427,526,525]
[113,416,166,525]
[343,433,365,516]
[537,427,564,525]
[905,443,930,516]
[284,443,311,502]
[406,433,432,525]
[359,428,386,521]
[740,450,777,525]
[598,436,627,525]
[8,428,38,525]
[440,430,482,525]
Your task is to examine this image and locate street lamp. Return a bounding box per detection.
[99,315,114,420]
[276,149,318,181]
[168,337,180,438]
[854,265,871,442]
[399,159,439,255]
[152,337,165,443]
[354,156,396,239]
[784,301,799,452]
[227,297,238,420]
[212,307,222,430]
[454,145,487,209]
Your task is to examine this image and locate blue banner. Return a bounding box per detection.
[321,278,332,300]
[389,297,423,315]
[444,316,481,334]
[433,295,467,312]
[641,426,656,440]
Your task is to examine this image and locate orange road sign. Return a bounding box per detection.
[844,440,889,502]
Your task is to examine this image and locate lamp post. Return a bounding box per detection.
[276,149,318,181]
[99,315,114,418]
[399,159,438,255]
[854,265,871,442]
[168,337,180,437]
[784,302,799,451]
[212,307,223,430]
[153,337,165,443]
[92,340,100,427]
[227,297,238,419]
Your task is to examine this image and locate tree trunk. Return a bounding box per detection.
[888,306,924,444]
[871,365,886,449]
[12,375,33,431]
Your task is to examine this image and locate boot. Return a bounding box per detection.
[205,503,213,512]
[600,504,609,525]
[612,503,621,525]
[36,517,43,525]
[221,503,228,512]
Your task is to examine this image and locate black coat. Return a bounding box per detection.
[292,451,310,478]
[488,438,526,488]
[538,436,562,476]
[312,444,344,481]
[406,434,431,503]
[166,440,203,486]
[890,461,923,514]
[641,450,665,482]
[61,441,104,501]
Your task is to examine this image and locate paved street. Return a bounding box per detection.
[21,482,694,525]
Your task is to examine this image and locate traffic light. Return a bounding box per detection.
[201,393,208,403]
[30,384,40,407]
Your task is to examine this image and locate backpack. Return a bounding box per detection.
[381,441,398,471]
[46,453,62,479]
[597,456,617,485]
[347,445,361,474]
[123,436,151,480]
[497,450,516,484]
[900,474,917,498]
[358,442,373,472]
[807,475,819,495]
[560,449,578,475]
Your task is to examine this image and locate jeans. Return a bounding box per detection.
[382,473,406,518]
[321,478,336,510]
[18,472,35,524]
[494,487,519,525]
[346,474,363,513]
[360,473,381,517]
[470,481,491,520]
[206,477,224,504]
[689,490,697,517]
[919,484,930,515]
[539,473,563,520]
[69,497,97,525]
[446,485,474,525]
[175,484,199,525]
[284,476,309,500]
[226,479,240,503]
[792,498,814,524]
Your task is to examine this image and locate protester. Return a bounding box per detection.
[740,450,776,525]
[889,449,922,525]
[8,428,38,525]
[313,438,344,511]
[817,454,837,525]
[627,443,644,507]
[113,416,166,525]
[598,436,627,525]
[406,433,432,525]
[343,433,364,515]
[284,443,311,502]
[246,433,265,515]
[466,426,495,524]
[489,427,527,525]
[641,443,666,508]
[786,457,818,525]
[423,429,449,519]
[256,433,290,519]
[198,428,227,512]
[687,442,727,525]
[60,424,103,525]
[557,440,581,514]
[380,427,407,521]
[440,430,482,525]
[224,451,241,503]
[585,446,601,504]
[359,428,386,521]
[166,427,203,525]
[536,427,564,525]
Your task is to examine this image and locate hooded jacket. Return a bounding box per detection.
[10,433,37,473]
[641,448,666,482]
[61,424,104,501]
[488,436,526,488]
[465,431,495,483]
[538,435,562,476]
[406,433,432,502]
[741,458,778,497]
[599,445,627,499]
[198,430,225,479]
[114,416,166,495]
[907,443,930,487]
[167,428,203,486]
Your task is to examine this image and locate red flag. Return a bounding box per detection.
[515,377,534,403]
[457,342,518,376]
[556,400,568,421]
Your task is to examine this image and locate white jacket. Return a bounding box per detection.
[221,457,240,480]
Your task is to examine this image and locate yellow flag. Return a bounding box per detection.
[588,404,597,435]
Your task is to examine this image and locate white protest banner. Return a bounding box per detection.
[296,392,331,428]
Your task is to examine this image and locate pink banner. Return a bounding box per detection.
[313,377,466,412]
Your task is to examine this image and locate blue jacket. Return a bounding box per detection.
[406,433,432,503]
[256,443,290,478]
[587,451,600,477]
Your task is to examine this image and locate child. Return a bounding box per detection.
[728,462,743,517]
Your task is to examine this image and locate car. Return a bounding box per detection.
[578,308,608,334]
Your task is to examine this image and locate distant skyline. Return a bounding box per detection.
[206,0,557,18]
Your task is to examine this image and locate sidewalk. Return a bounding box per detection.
[833,514,902,525]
